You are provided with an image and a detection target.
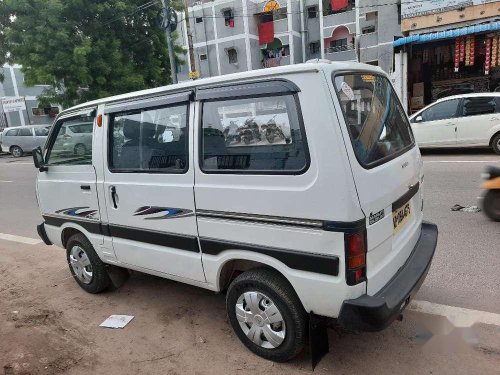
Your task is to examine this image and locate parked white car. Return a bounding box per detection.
[33,62,437,363]
[1,125,50,157]
[409,93,500,154]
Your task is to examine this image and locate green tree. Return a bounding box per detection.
[0,0,185,107]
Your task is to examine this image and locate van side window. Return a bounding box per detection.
[46,117,94,165]
[109,104,189,173]
[200,95,308,173]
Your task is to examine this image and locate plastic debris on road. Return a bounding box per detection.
[99,315,134,329]
[451,204,481,213]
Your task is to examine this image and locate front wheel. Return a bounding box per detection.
[226,268,307,362]
[66,234,111,293]
[10,146,23,158]
[483,190,500,221]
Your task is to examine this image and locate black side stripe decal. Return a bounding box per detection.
[43,215,199,253]
[43,216,344,276]
[200,237,339,276]
[107,224,199,253]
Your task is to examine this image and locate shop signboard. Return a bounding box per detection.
[1,96,27,113]
[401,0,498,19]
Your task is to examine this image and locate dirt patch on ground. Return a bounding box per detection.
[1,241,499,375]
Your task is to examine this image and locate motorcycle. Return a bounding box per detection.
[481,165,500,221]
[261,116,289,144]
[239,118,262,145]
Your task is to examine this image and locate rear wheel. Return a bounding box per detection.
[492,133,500,155]
[66,234,111,293]
[10,146,23,158]
[74,143,86,156]
[483,190,500,221]
[226,268,307,362]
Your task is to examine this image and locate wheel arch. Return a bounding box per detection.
[214,254,310,312]
[61,226,86,248]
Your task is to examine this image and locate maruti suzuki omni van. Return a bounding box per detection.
[33,62,438,362]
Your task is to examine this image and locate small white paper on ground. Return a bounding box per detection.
[100,315,134,329]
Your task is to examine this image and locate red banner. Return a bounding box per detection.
[258,21,274,44]
[454,38,460,72]
[485,38,491,75]
[331,0,349,11]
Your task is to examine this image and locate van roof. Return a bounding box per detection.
[64,62,384,115]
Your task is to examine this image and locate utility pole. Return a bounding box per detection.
[183,0,198,78]
[355,0,360,62]
[161,0,178,84]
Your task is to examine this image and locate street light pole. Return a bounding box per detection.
[161,0,178,84]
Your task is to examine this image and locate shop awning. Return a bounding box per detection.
[393,21,500,47]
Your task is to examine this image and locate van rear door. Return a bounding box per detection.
[332,72,423,295]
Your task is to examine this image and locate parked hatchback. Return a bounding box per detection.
[1,125,50,157]
[409,93,500,154]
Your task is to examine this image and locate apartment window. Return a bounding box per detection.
[195,17,203,23]
[330,38,347,51]
[200,54,208,61]
[32,107,60,117]
[223,8,234,27]
[227,48,238,64]
[362,25,376,34]
[307,6,318,18]
[309,41,320,54]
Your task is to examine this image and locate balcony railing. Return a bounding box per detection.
[324,43,355,54]
[262,55,290,68]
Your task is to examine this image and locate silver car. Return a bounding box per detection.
[0,125,50,157]
[50,121,93,157]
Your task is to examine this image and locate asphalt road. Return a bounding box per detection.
[0,149,499,374]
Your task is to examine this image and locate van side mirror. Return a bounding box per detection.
[414,115,423,123]
[32,146,48,172]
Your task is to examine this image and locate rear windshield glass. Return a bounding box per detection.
[334,73,414,168]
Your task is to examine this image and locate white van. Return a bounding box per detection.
[33,62,437,363]
[409,93,500,154]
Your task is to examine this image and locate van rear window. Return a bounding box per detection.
[334,73,414,168]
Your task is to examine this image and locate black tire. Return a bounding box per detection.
[491,133,500,155]
[74,143,86,156]
[483,190,500,221]
[66,233,111,293]
[226,268,307,362]
[10,146,23,158]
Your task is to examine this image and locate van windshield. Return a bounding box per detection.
[334,73,414,168]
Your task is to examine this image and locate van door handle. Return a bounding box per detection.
[110,186,118,209]
[80,185,91,191]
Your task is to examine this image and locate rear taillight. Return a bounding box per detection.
[345,231,367,285]
[63,134,71,139]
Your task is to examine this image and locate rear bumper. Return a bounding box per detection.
[338,221,438,331]
[37,222,53,246]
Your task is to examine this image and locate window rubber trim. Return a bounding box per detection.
[331,70,416,170]
[44,108,97,165]
[104,91,193,115]
[107,102,191,175]
[198,92,311,175]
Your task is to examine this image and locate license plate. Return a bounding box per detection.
[393,201,411,233]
